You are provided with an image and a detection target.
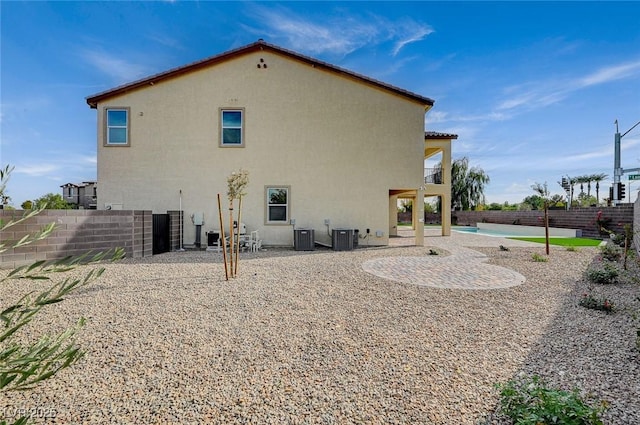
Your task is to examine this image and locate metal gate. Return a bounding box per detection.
[152,214,170,254]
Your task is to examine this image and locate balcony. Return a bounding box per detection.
[424,168,443,184]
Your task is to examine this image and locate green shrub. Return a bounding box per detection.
[585,263,618,285]
[599,243,621,262]
[532,253,548,262]
[579,293,615,313]
[496,375,606,425]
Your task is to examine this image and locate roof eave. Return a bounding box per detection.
[86,40,434,108]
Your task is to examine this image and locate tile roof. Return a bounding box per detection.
[425,131,458,139]
[86,40,434,108]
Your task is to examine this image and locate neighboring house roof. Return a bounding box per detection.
[425,131,458,140]
[60,181,96,188]
[86,40,435,108]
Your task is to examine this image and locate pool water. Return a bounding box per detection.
[452,226,523,238]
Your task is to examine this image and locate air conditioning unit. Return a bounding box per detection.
[332,228,354,251]
[294,228,315,251]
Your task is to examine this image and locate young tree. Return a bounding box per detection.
[218,169,249,279]
[0,166,124,424]
[531,182,551,255]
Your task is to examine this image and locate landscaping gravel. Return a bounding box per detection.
[2,238,639,424]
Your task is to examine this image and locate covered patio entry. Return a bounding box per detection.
[388,189,452,247]
[387,129,457,246]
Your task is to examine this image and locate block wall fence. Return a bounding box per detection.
[401,204,635,244]
[635,196,640,254]
[168,210,183,251]
[1,209,153,269]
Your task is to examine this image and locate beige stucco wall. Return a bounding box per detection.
[95,51,427,246]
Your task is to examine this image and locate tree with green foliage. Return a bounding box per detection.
[549,194,565,207]
[0,165,13,209]
[20,200,33,210]
[398,199,412,213]
[424,200,436,214]
[1,166,123,425]
[521,194,545,210]
[576,193,598,207]
[33,193,72,209]
[451,157,490,211]
[502,201,518,211]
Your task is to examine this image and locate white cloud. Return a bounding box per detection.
[80,155,97,165]
[426,110,448,123]
[14,164,60,177]
[578,60,640,87]
[146,33,183,50]
[390,19,434,56]
[495,58,640,116]
[245,5,433,58]
[431,110,509,124]
[81,49,151,84]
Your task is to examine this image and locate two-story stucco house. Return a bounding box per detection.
[61,181,98,209]
[86,40,454,248]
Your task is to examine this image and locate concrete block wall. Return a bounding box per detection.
[634,194,640,254]
[168,210,183,251]
[400,205,634,239]
[451,206,634,238]
[1,209,152,269]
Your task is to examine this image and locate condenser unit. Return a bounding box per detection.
[332,228,354,251]
[294,228,315,251]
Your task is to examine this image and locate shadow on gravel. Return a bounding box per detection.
[483,250,640,425]
[119,244,418,265]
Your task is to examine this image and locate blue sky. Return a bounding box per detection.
[1,1,639,207]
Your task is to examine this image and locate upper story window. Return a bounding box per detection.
[68,187,75,197]
[220,109,244,147]
[266,186,289,224]
[105,108,130,146]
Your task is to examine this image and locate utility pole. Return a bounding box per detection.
[613,119,640,205]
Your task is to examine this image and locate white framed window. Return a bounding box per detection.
[265,186,289,224]
[105,108,130,146]
[220,109,244,147]
[68,187,75,197]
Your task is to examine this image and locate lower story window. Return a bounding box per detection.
[266,186,289,224]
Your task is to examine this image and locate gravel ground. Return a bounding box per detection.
[2,238,639,424]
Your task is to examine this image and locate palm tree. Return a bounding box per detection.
[591,173,608,205]
[567,176,577,207]
[574,175,589,197]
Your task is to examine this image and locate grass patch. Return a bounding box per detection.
[509,237,602,247]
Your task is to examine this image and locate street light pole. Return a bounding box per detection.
[613,119,640,205]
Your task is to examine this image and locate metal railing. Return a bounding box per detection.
[424,168,443,184]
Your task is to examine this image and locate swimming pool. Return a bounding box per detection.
[453,223,580,238]
[452,226,518,237]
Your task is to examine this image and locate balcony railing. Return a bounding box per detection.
[424,168,443,184]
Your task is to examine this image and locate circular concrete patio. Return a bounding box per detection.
[362,227,533,290]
